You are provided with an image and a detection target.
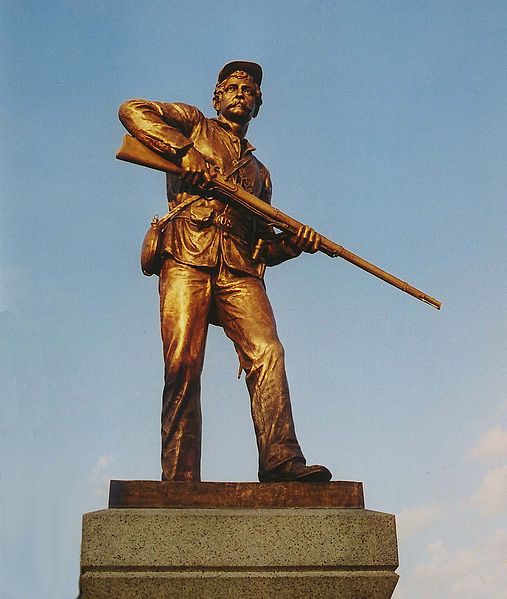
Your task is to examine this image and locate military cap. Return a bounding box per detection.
[218,61,263,86]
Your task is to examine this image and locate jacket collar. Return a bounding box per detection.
[212,118,256,153]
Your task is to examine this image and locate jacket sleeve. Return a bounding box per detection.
[118,100,201,161]
[255,168,303,267]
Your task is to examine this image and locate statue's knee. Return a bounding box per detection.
[270,339,285,361]
[253,338,285,366]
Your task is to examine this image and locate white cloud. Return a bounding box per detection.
[469,465,507,517]
[89,454,115,501]
[395,424,507,598]
[93,455,113,472]
[469,425,507,461]
[397,503,445,541]
[394,529,507,599]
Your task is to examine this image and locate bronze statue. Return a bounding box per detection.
[119,61,333,483]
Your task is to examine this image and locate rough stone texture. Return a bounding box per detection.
[79,508,398,598]
[80,571,398,599]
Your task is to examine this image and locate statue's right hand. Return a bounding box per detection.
[180,147,212,190]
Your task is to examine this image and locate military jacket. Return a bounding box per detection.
[119,100,276,278]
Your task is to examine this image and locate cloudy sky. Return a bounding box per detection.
[1,1,506,597]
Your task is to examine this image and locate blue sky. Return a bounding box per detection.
[1,1,506,597]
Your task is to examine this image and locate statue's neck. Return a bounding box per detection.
[218,115,249,140]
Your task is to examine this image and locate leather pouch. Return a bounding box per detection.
[140,194,204,277]
[140,215,163,276]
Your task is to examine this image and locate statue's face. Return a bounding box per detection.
[217,76,257,124]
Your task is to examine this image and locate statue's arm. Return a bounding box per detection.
[255,168,320,266]
[118,100,200,161]
[119,100,211,187]
[254,170,302,266]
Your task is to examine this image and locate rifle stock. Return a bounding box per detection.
[116,134,442,310]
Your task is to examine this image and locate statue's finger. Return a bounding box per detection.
[203,170,213,185]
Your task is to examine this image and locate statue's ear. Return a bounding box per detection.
[212,92,221,114]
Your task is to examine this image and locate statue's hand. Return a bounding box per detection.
[288,225,320,254]
[180,147,212,189]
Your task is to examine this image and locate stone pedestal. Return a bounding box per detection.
[79,482,398,598]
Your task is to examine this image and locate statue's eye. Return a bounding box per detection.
[227,85,237,92]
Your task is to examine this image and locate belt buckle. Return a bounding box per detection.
[216,214,233,231]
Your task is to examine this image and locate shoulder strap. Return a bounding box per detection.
[155,194,201,230]
[223,153,253,180]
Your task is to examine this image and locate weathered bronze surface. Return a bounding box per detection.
[118,61,331,484]
[108,480,364,509]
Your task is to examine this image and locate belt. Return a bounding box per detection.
[173,212,251,243]
[213,212,250,242]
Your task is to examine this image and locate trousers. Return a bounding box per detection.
[159,254,305,481]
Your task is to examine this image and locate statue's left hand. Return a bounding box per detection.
[288,225,320,254]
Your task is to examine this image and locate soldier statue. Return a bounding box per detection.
[119,61,332,483]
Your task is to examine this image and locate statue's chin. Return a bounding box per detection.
[219,106,253,125]
[229,112,252,125]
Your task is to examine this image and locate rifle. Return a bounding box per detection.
[116,134,442,310]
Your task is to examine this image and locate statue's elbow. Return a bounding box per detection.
[118,99,143,127]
